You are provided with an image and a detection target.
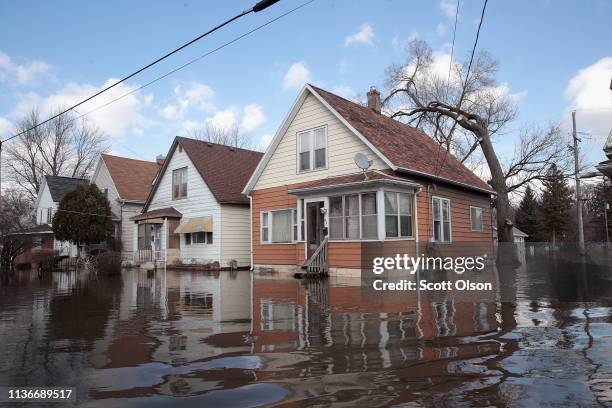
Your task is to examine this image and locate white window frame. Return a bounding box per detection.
[384,191,414,239]
[172,167,188,200]
[432,196,452,243]
[328,192,379,241]
[260,209,297,244]
[184,231,213,245]
[296,125,328,173]
[470,206,483,232]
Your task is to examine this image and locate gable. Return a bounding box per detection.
[91,159,121,212]
[253,92,389,191]
[100,154,159,202]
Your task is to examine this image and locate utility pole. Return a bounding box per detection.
[572,111,585,255]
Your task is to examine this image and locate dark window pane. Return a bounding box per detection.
[443,221,451,242]
[362,193,377,215]
[386,215,398,238]
[330,197,343,216]
[300,151,310,171]
[206,231,213,244]
[346,216,359,239]
[400,215,412,237]
[362,215,377,238]
[314,148,326,168]
[434,220,441,241]
[185,233,191,245]
[330,217,343,239]
[385,192,397,214]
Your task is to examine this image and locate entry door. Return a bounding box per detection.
[153,224,162,260]
[307,201,325,258]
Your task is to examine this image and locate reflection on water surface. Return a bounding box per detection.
[1,254,612,407]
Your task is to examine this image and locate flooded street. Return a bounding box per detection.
[1,254,612,406]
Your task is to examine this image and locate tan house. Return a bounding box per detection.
[91,154,162,262]
[132,137,263,268]
[243,84,495,276]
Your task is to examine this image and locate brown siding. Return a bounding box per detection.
[252,179,494,269]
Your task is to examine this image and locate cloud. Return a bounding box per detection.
[392,30,419,52]
[259,133,274,149]
[205,108,237,131]
[436,23,447,37]
[160,81,215,120]
[344,23,376,47]
[240,104,266,132]
[0,117,12,135]
[0,51,52,85]
[331,85,355,99]
[563,57,612,149]
[439,0,458,20]
[282,62,311,91]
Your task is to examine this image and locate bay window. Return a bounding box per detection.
[385,192,413,238]
[329,192,378,240]
[432,197,451,242]
[297,126,327,172]
[261,209,296,244]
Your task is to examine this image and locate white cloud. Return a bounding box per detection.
[436,23,447,37]
[563,57,612,149]
[0,51,52,85]
[160,81,215,120]
[205,108,238,131]
[260,133,274,149]
[331,85,355,99]
[240,104,266,132]
[0,117,12,135]
[439,0,458,20]
[392,30,419,52]
[282,62,311,91]
[344,23,376,47]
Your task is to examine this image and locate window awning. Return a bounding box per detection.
[174,216,213,234]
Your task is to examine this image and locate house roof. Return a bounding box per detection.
[513,227,528,238]
[309,85,493,193]
[14,224,54,235]
[174,137,263,204]
[101,154,160,202]
[287,169,421,194]
[45,175,89,203]
[131,207,182,221]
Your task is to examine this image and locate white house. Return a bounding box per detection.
[33,175,89,257]
[91,153,161,262]
[131,137,263,268]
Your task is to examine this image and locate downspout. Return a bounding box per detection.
[249,195,254,271]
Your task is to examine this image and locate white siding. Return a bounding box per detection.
[119,203,143,260]
[91,160,121,216]
[220,204,251,267]
[254,93,389,190]
[35,184,56,225]
[148,147,221,264]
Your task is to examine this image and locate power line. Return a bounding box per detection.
[0,0,280,145]
[446,0,460,91]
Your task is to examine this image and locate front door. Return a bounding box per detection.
[153,224,162,261]
[307,201,325,258]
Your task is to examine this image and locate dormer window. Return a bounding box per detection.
[297,126,327,172]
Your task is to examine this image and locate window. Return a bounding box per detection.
[102,188,108,199]
[470,206,483,231]
[297,126,327,172]
[432,197,451,242]
[137,224,154,249]
[298,199,305,241]
[46,208,53,224]
[172,167,188,199]
[32,237,42,250]
[329,192,378,240]
[385,192,413,238]
[184,231,213,245]
[260,209,296,243]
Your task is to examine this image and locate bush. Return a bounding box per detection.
[95,251,122,276]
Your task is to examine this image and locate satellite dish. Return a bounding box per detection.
[354,153,372,170]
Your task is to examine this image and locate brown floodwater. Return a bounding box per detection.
[1,248,612,407]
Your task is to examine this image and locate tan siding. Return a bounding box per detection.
[220,204,252,268]
[254,94,389,190]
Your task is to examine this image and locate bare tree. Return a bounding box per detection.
[4,109,108,200]
[187,123,251,148]
[0,189,34,273]
[383,40,569,245]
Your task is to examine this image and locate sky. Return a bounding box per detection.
[1,0,611,173]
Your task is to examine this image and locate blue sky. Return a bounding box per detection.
[1,0,611,168]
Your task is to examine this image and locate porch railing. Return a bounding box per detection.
[303,236,329,277]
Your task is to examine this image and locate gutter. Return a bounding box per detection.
[248,195,254,271]
[288,178,421,195]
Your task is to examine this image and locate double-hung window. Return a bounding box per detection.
[172,167,188,199]
[385,192,413,238]
[329,192,378,240]
[297,126,327,172]
[470,206,483,231]
[432,197,451,242]
[261,209,296,244]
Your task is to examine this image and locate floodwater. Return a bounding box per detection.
[1,249,612,407]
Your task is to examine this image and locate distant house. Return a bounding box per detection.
[32,175,90,257]
[132,137,263,268]
[513,227,528,245]
[243,84,495,276]
[91,154,162,262]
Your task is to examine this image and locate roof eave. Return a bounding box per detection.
[395,166,495,195]
[288,178,421,195]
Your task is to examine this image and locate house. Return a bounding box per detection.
[243,84,495,276]
[32,175,90,257]
[513,227,528,245]
[91,153,162,262]
[132,137,263,268]
[595,129,612,178]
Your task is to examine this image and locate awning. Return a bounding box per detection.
[174,217,213,234]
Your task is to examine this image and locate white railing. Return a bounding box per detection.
[304,236,329,276]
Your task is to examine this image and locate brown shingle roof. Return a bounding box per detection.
[176,137,263,204]
[310,85,493,193]
[102,154,160,202]
[131,207,182,221]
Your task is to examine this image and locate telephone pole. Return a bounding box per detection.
[572,111,585,255]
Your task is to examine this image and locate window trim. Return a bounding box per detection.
[296,125,328,174]
[432,196,452,243]
[172,167,188,200]
[329,191,380,241]
[184,231,213,246]
[384,191,414,239]
[260,208,297,245]
[469,206,483,232]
